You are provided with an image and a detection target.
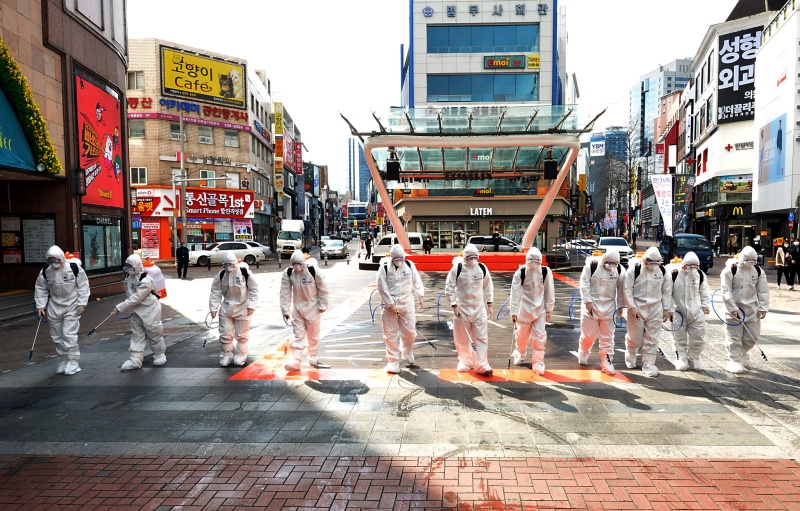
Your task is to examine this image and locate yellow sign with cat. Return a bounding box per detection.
[161,46,246,109]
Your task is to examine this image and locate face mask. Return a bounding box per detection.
[223,262,236,272]
[684,263,698,275]
[785,244,790,248]
[465,254,479,266]
[123,264,136,274]
[742,258,757,267]
[392,257,404,267]
[527,258,541,267]
[49,260,62,269]
[291,263,304,272]
[603,261,618,270]
[795,242,799,246]
[645,258,661,269]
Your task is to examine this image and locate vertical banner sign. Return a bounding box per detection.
[141,221,160,259]
[717,27,760,124]
[655,143,665,173]
[673,175,695,235]
[608,210,618,236]
[284,132,296,173]
[650,175,674,237]
[76,76,124,208]
[273,102,283,135]
[296,142,303,175]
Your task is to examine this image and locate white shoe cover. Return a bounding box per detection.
[402,351,415,365]
[726,361,745,374]
[674,359,689,371]
[233,353,247,366]
[219,353,234,367]
[384,361,401,374]
[153,354,167,366]
[308,356,321,368]
[512,350,525,366]
[600,360,616,375]
[687,359,703,371]
[284,359,301,372]
[457,361,473,372]
[741,353,751,369]
[475,365,493,377]
[625,352,637,369]
[577,350,589,366]
[63,360,81,375]
[121,359,140,371]
[56,360,67,374]
[642,363,659,377]
[532,362,545,375]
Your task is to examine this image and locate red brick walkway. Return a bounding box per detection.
[1,455,798,510]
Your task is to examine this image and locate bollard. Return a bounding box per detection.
[277,251,282,268]
[207,257,211,271]
[346,250,350,265]
[324,252,328,266]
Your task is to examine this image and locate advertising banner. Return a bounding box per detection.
[484,55,525,69]
[284,132,296,173]
[655,143,665,173]
[296,142,303,175]
[758,114,786,185]
[233,219,253,240]
[274,102,283,135]
[719,174,752,193]
[673,175,695,235]
[650,175,673,237]
[717,27,760,124]
[589,137,605,157]
[131,188,254,218]
[76,76,124,208]
[161,46,246,109]
[141,221,160,259]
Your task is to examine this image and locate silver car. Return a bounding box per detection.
[320,239,347,259]
[189,242,267,266]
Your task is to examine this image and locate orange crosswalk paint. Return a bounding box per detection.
[438,368,630,383]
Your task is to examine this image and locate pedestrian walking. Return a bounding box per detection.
[775,240,790,289]
[209,251,259,366]
[492,231,501,252]
[281,250,329,371]
[365,234,373,259]
[788,239,800,291]
[578,251,625,375]
[509,248,554,375]
[423,235,434,254]
[34,245,90,375]
[670,252,710,371]
[376,245,425,374]
[114,254,167,370]
[176,242,189,279]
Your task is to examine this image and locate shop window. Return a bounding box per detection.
[130,167,147,185]
[224,129,239,147]
[82,214,123,272]
[129,119,145,138]
[170,121,186,141]
[198,126,214,145]
[127,71,144,90]
[200,170,215,187]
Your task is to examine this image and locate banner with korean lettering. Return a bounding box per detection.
[673,175,694,235]
[161,46,246,109]
[131,188,254,218]
[141,221,160,259]
[650,175,673,237]
[284,131,296,173]
[718,27,760,124]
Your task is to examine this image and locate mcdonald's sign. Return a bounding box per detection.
[732,206,744,216]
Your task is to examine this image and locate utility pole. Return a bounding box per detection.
[180,113,187,244]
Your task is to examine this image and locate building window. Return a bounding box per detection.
[427,24,539,53]
[589,182,595,193]
[130,167,147,185]
[427,73,539,102]
[170,121,187,141]
[224,129,239,147]
[198,125,214,144]
[128,119,145,138]
[127,71,144,90]
[200,170,215,187]
[82,214,123,272]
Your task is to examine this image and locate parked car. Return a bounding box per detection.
[320,239,347,259]
[467,235,521,252]
[373,232,425,256]
[189,241,267,266]
[596,237,635,266]
[340,230,352,242]
[659,234,714,272]
[244,241,271,258]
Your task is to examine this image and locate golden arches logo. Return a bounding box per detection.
[732,207,744,216]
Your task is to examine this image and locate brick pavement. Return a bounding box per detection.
[1,455,799,510]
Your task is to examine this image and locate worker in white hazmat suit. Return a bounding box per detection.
[376,244,425,374]
[209,251,258,367]
[670,251,710,371]
[578,250,625,375]
[34,245,90,375]
[113,254,167,370]
[510,248,554,375]
[624,246,673,377]
[720,245,769,374]
[444,243,494,376]
[281,250,329,371]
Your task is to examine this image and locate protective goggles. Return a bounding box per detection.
[644,258,662,265]
[603,261,619,268]
[392,257,405,264]
[222,262,236,270]
[123,264,135,272]
[46,257,61,265]
[465,254,479,261]
[527,258,542,265]
[683,263,699,270]
[743,258,758,265]
[291,263,304,271]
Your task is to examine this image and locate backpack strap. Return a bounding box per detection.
[672,269,678,282]
[700,271,705,285]
[542,266,548,280]
[384,259,413,274]
[456,262,462,280]
[634,263,641,281]
[287,267,292,278]
[240,266,249,285]
[69,263,79,278]
[309,266,316,278]
[520,267,526,284]
[731,263,737,277]
[479,262,487,278]
[590,260,598,277]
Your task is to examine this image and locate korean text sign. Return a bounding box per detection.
[650,175,673,237]
[76,76,124,208]
[717,27,760,124]
[161,46,246,109]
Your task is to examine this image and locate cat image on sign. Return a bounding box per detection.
[229,68,242,99]
[219,74,234,98]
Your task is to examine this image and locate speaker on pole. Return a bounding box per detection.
[543,159,558,180]
[386,160,400,181]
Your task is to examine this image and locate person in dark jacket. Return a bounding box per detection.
[365,235,373,259]
[176,242,190,278]
[788,239,800,291]
[423,235,434,254]
[492,231,501,252]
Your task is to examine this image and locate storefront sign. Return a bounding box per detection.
[735,141,753,150]
[156,98,248,121]
[717,27,760,123]
[484,55,526,69]
[296,142,303,174]
[284,132,296,173]
[126,97,153,109]
[233,219,253,240]
[473,189,494,197]
[161,46,246,109]
[253,119,270,142]
[470,207,493,216]
[141,221,160,259]
[527,54,540,69]
[131,188,254,218]
[274,172,285,191]
[274,102,283,135]
[275,136,284,159]
[76,76,124,208]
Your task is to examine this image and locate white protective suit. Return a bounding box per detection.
[670,251,710,371]
[578,250,625,374]
[510,248,554,375]
[720,246,769,373]
[624,246,673,377]
[377,245,425,374]
[116,254,166,370]
[281,250,329,370]
[444,244,494,375]
[34,245,90,375]
[209,251,259,367]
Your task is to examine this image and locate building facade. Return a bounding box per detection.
[0,0,129,294]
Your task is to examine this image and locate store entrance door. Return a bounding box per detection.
[727,224,756,255]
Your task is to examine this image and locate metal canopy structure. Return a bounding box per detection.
[342,105,604,250]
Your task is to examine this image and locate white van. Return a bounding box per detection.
[373,232,424,256]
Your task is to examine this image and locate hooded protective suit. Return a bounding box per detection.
[720,245,769,373]
[281,250,329,370]
[116,254,166,370]
[671,251,710,370]
[34,245,90,375]
[209,251,259,367]
[510,248,554,374]
[444,243,494,374]
[624,246,673,377]
[377,245,425,373]
[578,250,625,374]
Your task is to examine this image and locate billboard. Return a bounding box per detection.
[76,76,124,208]
[758,114,786,185]
[717,27,760,124]
[131,188,255,218]
[719,175,752,194]
[589,137,605,157]
[161,46,246,109]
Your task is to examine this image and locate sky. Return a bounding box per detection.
[127,0,740,192]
